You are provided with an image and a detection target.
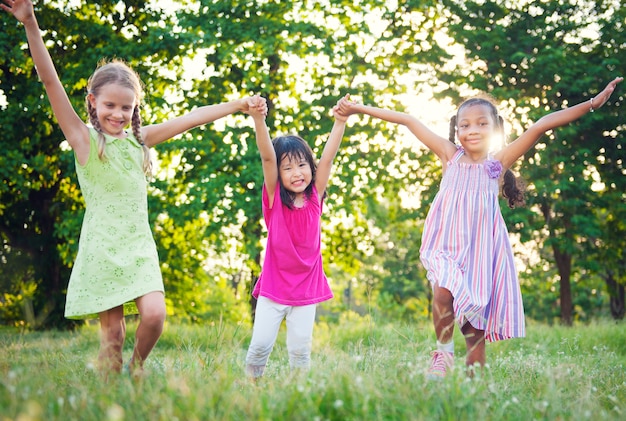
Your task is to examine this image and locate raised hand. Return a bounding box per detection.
[332,94,351,123]
[1,0,35,24]
[335,94,360,117]
[245,95,268,118]
[591,77,623,111]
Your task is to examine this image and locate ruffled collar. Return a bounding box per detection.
[457,147,503,179]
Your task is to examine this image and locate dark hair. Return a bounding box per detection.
[449,97,525,208]
[272,135,317,209]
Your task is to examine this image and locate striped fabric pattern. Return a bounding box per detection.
[420,148,525,342]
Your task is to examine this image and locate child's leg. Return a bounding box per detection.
[98,305,126,375]
[129,291,166,372]
[432,285,455,343]
[428,285,456,377]
[285,303,317,371]
[461,323,485,368]
[245,296,287,378]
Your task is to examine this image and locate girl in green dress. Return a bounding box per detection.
[3,0,267,378]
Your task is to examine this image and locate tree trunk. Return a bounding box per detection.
[552,245,573,326]
[605,272,625,320]
[541,201,574,326]
[33,188,76,330]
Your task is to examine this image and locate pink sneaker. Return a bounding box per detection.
[428,350,454,379]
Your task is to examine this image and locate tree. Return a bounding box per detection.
[11,0,622,328]
[172,0,450,317]
[2,0,451,327]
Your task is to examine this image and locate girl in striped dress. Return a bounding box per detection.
[336,78,622,377]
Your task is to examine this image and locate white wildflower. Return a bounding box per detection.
[106,403,125,421]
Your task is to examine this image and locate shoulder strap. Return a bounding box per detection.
[452,147,464,162]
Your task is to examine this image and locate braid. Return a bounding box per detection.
[85,59,150,175]
[87,101,108,161]
[502,169,526,208]
[497,115,505,137]
[448,115,457,143]
[131,106,152,176]
[494,111,526,207]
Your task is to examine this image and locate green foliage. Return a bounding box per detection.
[0,320,625,419]
[168,0,452,309]
[0,280,37,327]
[3,0,448,327]
[2,0,625,329]
[156,216,250,324]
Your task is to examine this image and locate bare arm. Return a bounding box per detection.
[3,0,89,159]
[246,98,277,204]
[142,96,263,148]
[315,101,349,200]
[496,77,623,169]
[336,96,456,162]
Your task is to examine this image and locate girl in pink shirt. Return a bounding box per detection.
[245,97,349,378]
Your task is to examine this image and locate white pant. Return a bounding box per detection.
[245,296,317,377]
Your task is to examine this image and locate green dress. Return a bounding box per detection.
[64,128,164,319]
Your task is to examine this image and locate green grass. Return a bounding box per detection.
[1,318,625,420]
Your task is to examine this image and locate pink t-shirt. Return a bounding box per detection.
[252,183,334,306]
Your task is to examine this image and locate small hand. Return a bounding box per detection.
[1,0,35,24]
[335,93,359,117]
[332,94,351,123]
[255,96,269,116]
[592,77,623,110]
[245,95,268,118]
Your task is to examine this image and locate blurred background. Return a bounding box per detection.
[1,0,624,329]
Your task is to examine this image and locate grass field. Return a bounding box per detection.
[1,318,624,420]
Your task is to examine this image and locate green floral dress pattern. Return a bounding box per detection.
[64,128,164,319]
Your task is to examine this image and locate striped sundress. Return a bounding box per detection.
[420,147,525,342]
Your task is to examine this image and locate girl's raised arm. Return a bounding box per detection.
[335,96,455,162]
[497,77,623,169]
[142,96,264,148]
[315,98,349,199]
[3,0,89,156]
[246,98,277,203]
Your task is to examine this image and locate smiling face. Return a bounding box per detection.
[455,103,498,157]
[88,83,137,137]
[85,60,144,138]
[272,135,317,208]
[279,152,313,195]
